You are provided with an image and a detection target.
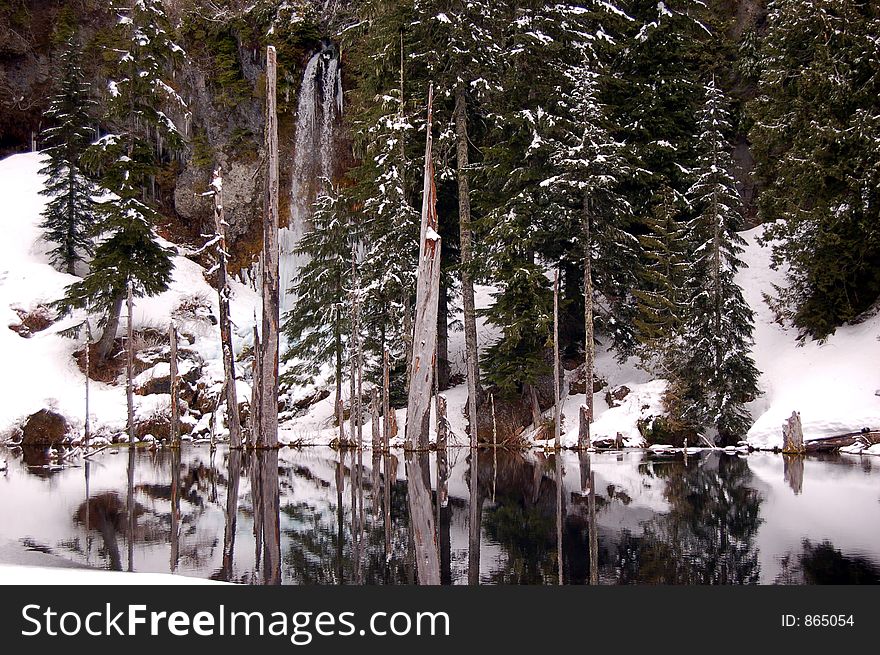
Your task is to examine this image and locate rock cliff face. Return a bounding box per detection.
[0,1,349,272]
[1,0,765,256]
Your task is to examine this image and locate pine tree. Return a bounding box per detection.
[478,1,564,398]
[282,189,353,406]
[750,0,880,339]
[39,38,100,276]
[678,79,759,442]
[539,17,640,358]
[481,2,637,397]
[56,0,187,360]
[343,0,421,390]
[632,185,689,373]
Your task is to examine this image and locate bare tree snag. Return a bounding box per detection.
[84,317,91,447]
[250,322,261,446]
[553,269,561,451]
[579,195,594,451]
[579,406,591,451]
[336,397,346,446]
[213,168,241,448]
[259,45,280,449]
[169,322,180,445]
[371,388,381,451]
[126,282,134,445]
[454,84,480,449]
[782,411,805,453]
[437,394,448,450]
[405,85,442,452]
[383,349,391,451]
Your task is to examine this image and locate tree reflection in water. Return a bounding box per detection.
[613,453,763,584]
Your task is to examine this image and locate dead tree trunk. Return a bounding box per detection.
[383,349,391,451]
[578,195,594,451]
[553,269,561,450]
[371,389,381,451]
[169,322,180,445]
[454,84,480,450]
[782,411,805,453]
[126,283,135,444]
[405,85,442,452]
[84,319,91,447]
[437,283,450,390]
[250,323,261,446]
[213,168,241,448]
[259,45,280,449]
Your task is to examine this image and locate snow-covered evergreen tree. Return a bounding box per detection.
[56,0,187,360]
[540,38,639,358]
[282,189,353,404]
[750,0,880,339]
[343,0,420,387]
[678,79,759,442]
[632,184,689,372]
[38,38,100,276]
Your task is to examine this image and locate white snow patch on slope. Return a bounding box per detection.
[0,152,259,440]
[737,225,880,449]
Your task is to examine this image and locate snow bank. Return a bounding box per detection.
[0,152,259,441]
[1,152,876,449]
[738,226,880,449]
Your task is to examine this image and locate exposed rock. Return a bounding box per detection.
[568,364,607,396]
[605,385,631,408]
[8,304,54,338]
[21,409,69,446]
[292,388,330,412]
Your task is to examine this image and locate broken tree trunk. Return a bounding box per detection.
[553,269,561,451]
[579,406,591,451]
[782,411,805,454]
[169,322,180,445]
[213,168,241,449]
[383,349,391,452]
[454,84,480,450]
[126,282,134,445]
[579,195,594,451]
[250,322,261,446]
[84,318,91,447]
[371,389,381,451]
[259,45,280,449]
[405,84,442,452]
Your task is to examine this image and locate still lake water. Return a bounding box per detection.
[1,446,878,584]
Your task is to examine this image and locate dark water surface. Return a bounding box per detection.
[1,446,878,584]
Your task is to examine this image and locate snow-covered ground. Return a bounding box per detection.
[737,226,880,448]
[0,151,877,450]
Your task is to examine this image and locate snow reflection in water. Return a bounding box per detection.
[0,447,878,585]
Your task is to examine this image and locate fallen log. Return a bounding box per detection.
[804,430,880,453]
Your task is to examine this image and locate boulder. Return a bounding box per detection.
[21,409,69,446]
[605,385,631,408]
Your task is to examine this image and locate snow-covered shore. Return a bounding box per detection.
[0,151,877,451]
